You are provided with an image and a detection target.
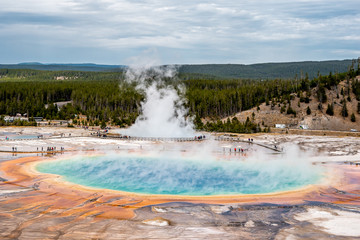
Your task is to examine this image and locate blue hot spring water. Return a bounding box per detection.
[36,155,322,196]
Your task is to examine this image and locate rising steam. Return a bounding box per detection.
[36,144,324,196]
[119,64,195,138]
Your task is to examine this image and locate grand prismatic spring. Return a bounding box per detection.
[35,152,323,196]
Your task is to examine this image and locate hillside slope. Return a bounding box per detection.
[225,75,360,131]
[0,63,125,72]
[1,59,357,79]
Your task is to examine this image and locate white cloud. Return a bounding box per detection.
[0,0,359,64]
[339,36,360,41]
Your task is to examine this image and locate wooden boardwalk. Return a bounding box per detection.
[103,135,205,142]
[0,135,91,142]
[215,136,283,152]
[1,134,205,143]
[0,134,281,152]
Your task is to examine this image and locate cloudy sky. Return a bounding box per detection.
[1,0,359,65]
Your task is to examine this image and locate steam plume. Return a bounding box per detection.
[120,63,195,138]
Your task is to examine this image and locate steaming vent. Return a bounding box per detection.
[118,65,197,138]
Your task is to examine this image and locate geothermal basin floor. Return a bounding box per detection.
[1,128,360,239]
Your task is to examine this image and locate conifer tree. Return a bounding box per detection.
[306,106,311,115]
[326,103,334,116]
[351,113,356,122]
[341,99,348,117]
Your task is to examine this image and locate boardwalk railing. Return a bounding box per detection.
[103,135,205,142]
[215,136,283,152]
[0,135,92,142]
[1,134,205,142]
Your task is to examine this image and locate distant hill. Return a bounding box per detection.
[178,60,357,79]
[0,63,126,72]
[0,59,358,79]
